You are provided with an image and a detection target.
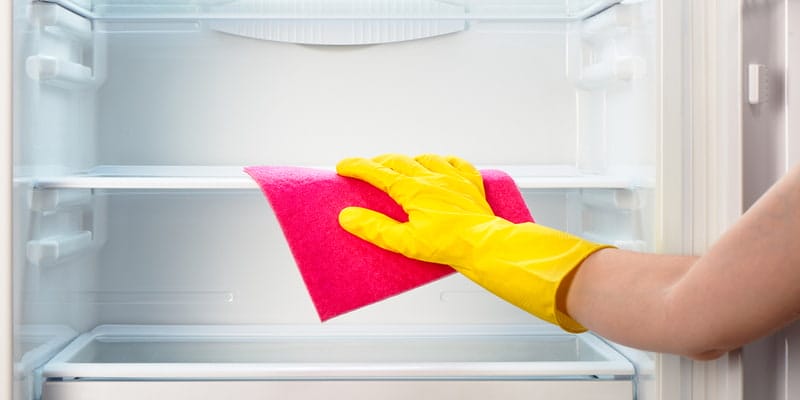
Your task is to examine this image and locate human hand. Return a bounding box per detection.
[337,153,610,333]
[336,153,510,268]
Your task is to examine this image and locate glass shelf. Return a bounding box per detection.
[42,324,634,380]
[43,0,620,21]
[23,165,650,191]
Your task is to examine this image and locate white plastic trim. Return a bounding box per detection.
[25,55,94,87]
[26,231,93,266]
[786,2,800,167]
[747,63,767,105]
[209,0,467,45]
[25,165,652,190]
[577,57,646,91]
[581,2,640,43]
[15,325,76,377]
[210,19,467,46]
[30,2,92,41]
[0,2,12,400]
[41,324,634,380]
[42,0,622,21]
[28,188,92,212]
[686,0,744,399]
[42,379,634,400]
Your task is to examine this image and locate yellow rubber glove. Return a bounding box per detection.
[337,154,613,333]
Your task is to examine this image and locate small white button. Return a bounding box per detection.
[748,63,768,105]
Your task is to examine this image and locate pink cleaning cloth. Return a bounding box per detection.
[244,166,534,321]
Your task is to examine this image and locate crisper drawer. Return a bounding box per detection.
[40,325,634,400]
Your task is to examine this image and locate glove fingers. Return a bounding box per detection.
[445,155,481,178]
[444,155,486,197]
[337,157,401,193]
[373,154,430,177]
[338,206,410,255]
[414,153,462,177]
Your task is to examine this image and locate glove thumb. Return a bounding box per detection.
[338,206,407,255]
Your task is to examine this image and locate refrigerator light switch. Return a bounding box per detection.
[748,63,768,105]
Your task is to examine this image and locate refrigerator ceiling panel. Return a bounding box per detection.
[41,0,620,21]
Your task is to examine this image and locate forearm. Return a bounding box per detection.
[566,164,800,360]
[565,249,702,356]
[662,163,800,357]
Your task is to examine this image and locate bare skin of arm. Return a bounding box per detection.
[566,164,800,360]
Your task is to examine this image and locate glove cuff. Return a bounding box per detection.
[551,241,614,333]
[457,221,614,334]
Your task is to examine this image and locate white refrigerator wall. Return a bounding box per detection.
[97,23,582,166]
[12,0,99,332]
[94,18,654,169]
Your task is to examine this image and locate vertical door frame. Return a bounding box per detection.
[657,0,744,398]
[787,1,800,167]
[0,1,12,400]
[687,0,744,398]
[686,0,744,251]
[655,0,744,264]
[688,0,744,398]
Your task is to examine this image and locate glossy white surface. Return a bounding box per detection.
[42,324,634,379]
[27,165,651,190]
[43,0,621,21]
[42,379,634,400]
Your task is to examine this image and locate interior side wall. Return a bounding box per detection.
[13,2,99,332]
[13,2,100,399]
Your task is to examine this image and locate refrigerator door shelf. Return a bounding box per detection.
[42,0,621,22]
[40,324,633,381]
[25,165,652,191]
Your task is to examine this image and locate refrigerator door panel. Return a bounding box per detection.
[740,1,800,399]
[742,0,787,209]
[789,9,800,396]
[786,323,800,399]
[787,1,800,168]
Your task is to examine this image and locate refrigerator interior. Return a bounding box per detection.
[12,0,660,399]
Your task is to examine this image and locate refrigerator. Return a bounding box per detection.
[1,0,798,399]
